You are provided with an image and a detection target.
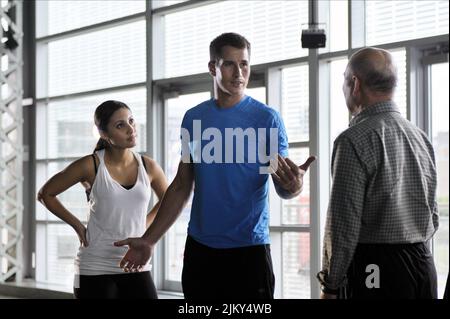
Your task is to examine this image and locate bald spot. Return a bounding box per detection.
[348,47,397,94]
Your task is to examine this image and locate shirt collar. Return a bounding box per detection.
[349,100,400,127]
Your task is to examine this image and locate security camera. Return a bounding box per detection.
[301,28,326,49]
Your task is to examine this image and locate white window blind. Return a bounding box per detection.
[282,147,311,226]
[40,88,146,159]
[36,223,79,286]
[35,161,89,222]
[430,62,449,298]
[281,65,309,143]
[329,0,349,52]
[36,0,145,37]
[160,0,308,79]
[165,92,210,282]
[42,21,146,97]
[282,232,310,299]
[329,58,350,148]
[366,0,449,46]
[391,49,407,118]
[152,0,188,10]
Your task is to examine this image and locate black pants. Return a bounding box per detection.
[73,271,158,299]
[346,242,437,299]
[182,235,275,300]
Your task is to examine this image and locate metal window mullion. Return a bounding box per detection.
[36,157,85,163]
[408,47,428,132]
[418,52,449,258]
[420,50,449,136]
[406,47,418,123]
[35,82,147,104]
[318,50,355,61]
[35,220,81,225]
[350,35,449,54]
[149,1,168,292]
[152,0,222,16]
[154,78,213,292]
[271,222,312,297]
[307,0,322,300]
[308,53,322,300]
[35,12,146,43]
[348,0,352,51]
[269,226,311,233]
[150,35,448,89]
[266,65,283,298]
[350,0,365,49]
[152,3,174,292]
[288,141,310,149]
[23,0,37,281]
[252,57,310,73]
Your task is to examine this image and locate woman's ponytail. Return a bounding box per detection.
[93,138,108,152]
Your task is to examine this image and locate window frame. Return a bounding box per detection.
[30,0,449,298]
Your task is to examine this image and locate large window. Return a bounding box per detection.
[329,58,349,147]
[164,92,210,285]
[156,0,308,79]
[265,64,312,298]
[391,49,407,117]
[152,0,188,10]
[44,21,146,97]
[163,87,266,288]
[328,0,348,52]
[365,1,449,45]
[36,1,145,37]
[281,65,309,144]
[34,1,147,286]
[32,0,449,298]
[36,88,147,159]
[429,62,449,298]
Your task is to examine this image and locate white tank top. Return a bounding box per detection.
[74,149,152,275]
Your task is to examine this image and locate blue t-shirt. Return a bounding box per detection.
[181,95,288,248]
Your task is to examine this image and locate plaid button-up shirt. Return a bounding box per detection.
[320,101,439,290]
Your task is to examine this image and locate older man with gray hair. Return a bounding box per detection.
[318,47,439,299]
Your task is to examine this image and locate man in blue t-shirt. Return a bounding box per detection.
[115,32,315,299]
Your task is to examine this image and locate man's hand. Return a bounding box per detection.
[320,292,338,299]
[271,154,316,195]
[114,237,154,272]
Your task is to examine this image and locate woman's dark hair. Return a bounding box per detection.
[93,100,130,152]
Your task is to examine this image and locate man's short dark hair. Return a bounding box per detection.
[209,32,251,63]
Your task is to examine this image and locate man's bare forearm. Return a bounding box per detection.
[142,181,192,245]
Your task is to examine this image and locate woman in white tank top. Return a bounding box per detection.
[37,100,168,299]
